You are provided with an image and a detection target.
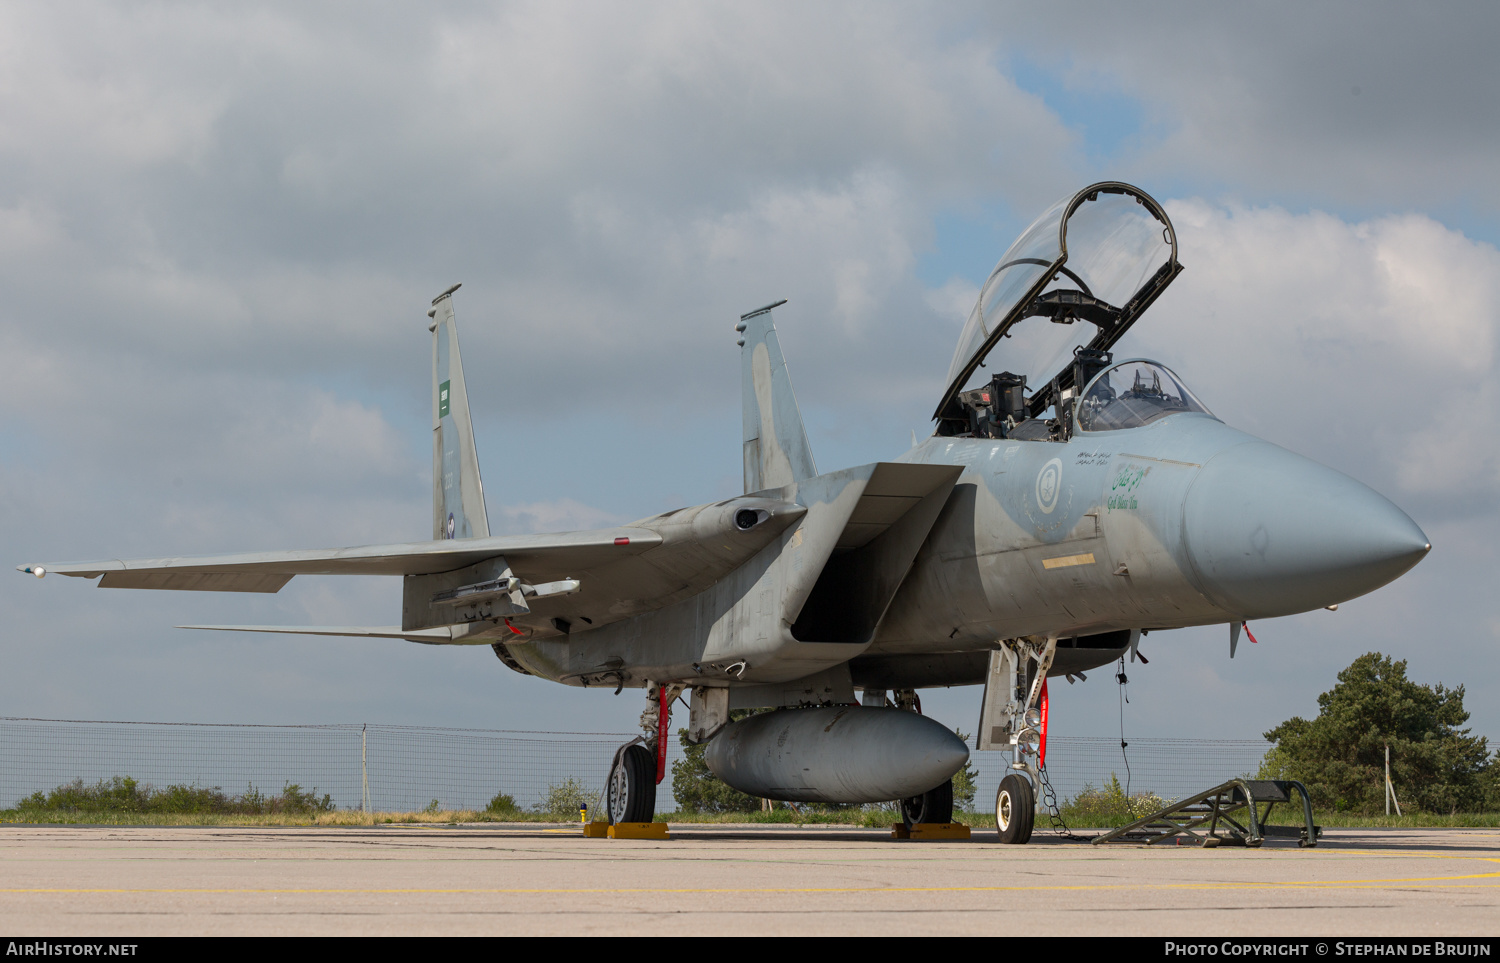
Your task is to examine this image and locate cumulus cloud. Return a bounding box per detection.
[996,2,1500,213]
[494,498,626,536]
[1132,200,1500,516]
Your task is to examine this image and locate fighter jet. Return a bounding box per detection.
[19,182,1430,843]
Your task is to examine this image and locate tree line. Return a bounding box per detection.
[1262,652,1498,814]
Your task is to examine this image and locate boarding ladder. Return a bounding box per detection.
[1091,779,1321,848]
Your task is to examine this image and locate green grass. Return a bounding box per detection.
[0,808,882,828]
[0,807,616,827]
[0,804,972,828]
[1259,811,1500,829]
[6,807,1499,829]
[1032,810,1500,831]
[8,773,1497,830]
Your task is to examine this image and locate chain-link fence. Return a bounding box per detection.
[0,716,1266,813]
[985,736,1269,810]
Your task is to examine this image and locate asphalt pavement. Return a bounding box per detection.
[1,824,1497,936]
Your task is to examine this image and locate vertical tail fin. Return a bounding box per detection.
[737,300,816,493]
[428,284,490,540]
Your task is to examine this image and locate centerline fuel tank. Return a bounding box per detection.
[703,706,970,804]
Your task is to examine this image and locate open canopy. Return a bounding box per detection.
[934,182,1182,432]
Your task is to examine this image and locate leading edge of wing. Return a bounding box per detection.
[22,528,663,591]
[178,624,471,643]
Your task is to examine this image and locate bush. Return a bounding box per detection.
[16,777,333,815]
[267,784,334,814]
[952,730,979,812]
[534,778,592,816]
[485,792,519,814]
[1059,774,1165,823]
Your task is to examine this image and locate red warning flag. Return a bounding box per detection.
[655,685,670,784]
[1039,679,1050,769]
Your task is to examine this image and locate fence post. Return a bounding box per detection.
[1384,743,1401,817]
[361,724,370,813]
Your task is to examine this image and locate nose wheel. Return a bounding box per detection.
[606,743,658,825]
[995,773,1035,844]
[900,778,954,829]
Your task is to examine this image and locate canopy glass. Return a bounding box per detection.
[1076,360,1213,432]
[935,183,1181,431]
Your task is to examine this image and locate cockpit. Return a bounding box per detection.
[934,182,1201,442]
[1075,359,1212,432]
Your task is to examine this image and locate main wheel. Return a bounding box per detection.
[995,773,1035,844]
[900,778,954,828]
[606,744,657,825]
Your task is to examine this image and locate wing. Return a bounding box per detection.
[21,494,807,640]
[177,624,465,643]
[22,528,663,592]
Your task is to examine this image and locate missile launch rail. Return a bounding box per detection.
[1091,778,1320,848]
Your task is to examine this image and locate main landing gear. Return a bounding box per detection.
[607,744,657,824]
[887,687,958,830]
[900,778,954,829]
[603,681,684,826]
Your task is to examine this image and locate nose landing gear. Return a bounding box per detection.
[996,773,1035,844]
[977,636,1057,844]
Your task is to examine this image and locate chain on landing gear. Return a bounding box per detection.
[1036,760,1093,841]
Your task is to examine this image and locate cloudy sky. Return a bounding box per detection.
[3,2,1497,751]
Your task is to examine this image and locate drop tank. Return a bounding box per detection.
[703,706,970,804]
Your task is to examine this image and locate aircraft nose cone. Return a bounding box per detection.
[1183,442,1429,617]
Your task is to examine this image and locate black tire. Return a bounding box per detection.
[995,773,1035,844]
[900,778,955,828]
[606,744,657,825]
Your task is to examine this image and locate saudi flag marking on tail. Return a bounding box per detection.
[439,380,451,418]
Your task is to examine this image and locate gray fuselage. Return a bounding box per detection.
[508,408,1428,699]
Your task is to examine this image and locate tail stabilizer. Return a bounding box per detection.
[738,300,816,493]
[429,284,490,540]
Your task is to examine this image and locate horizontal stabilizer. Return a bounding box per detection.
[178,623,485,644]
